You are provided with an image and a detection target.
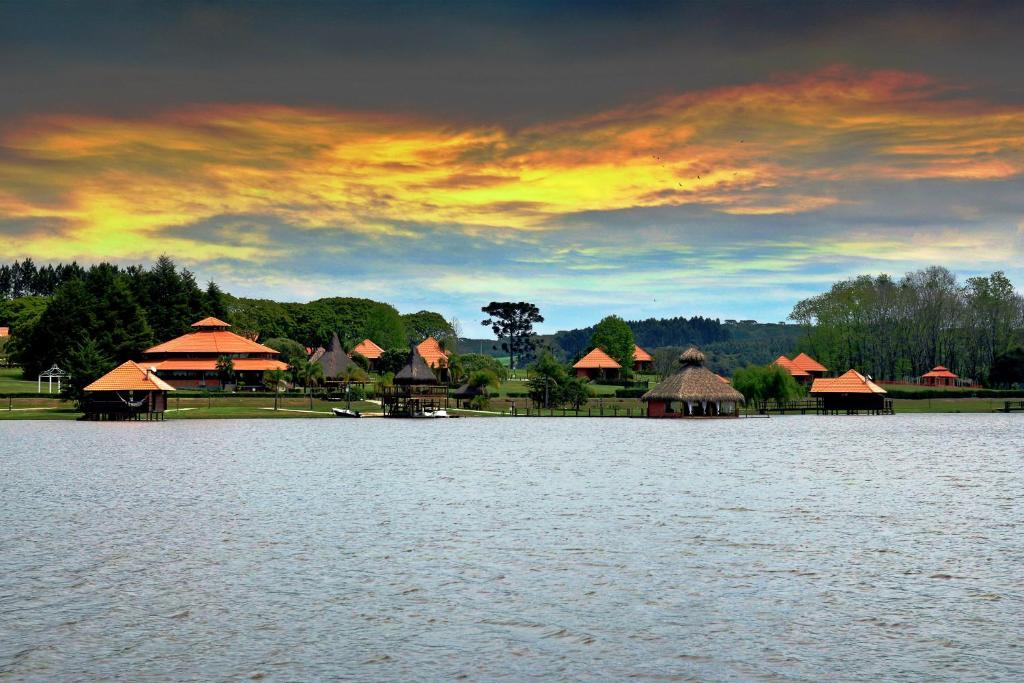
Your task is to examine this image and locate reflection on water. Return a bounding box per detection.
[1,415,1021,680]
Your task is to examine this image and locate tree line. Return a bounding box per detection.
[789,266,1024,385]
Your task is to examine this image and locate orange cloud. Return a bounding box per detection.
[1,66,1022,264]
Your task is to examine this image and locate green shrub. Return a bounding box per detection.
[468,395,490,411]
[614,387,648,398]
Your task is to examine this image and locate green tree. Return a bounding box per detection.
[401,310,455,346]
[732,364,802,412]
[481,301,544,371]
[205,280,229,320]
[590,314,635,369]
[350,351,369,371]
[361,305,407,349]
[990,346,1024,387]
[378,348,409,375]
[216,355,235,385]
[263,337,308,366]
[62,337,114,407]
[527,351,568,408]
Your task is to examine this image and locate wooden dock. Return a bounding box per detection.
[1001,400,1024,413]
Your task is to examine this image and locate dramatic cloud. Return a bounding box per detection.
[2,1,1023,328]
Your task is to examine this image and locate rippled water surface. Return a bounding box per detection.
[2,415,1022,681]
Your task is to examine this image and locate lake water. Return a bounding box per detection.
[1,415,1021,681]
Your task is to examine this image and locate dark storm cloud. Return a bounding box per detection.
[2,0,1023,124]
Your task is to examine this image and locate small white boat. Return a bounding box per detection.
[332,408,361,418]
[412,409,448,418]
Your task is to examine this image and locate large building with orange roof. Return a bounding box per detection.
[140,317,288,389]
[82,360,175,420]
[573,347,622,379]
[416,336,450,369]
[633,344,654,373]
[810,369,890,413]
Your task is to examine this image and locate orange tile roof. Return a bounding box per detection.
[149,359,288,372]
[716,374,731,384]
[573,347,622,369]
[810,369,887,395]
[633,344,653,362]
[773,355,810,377]
[352,338,384,360]
[922,365,958,379]
[791,352,827,373]
[84,361,176,392]
[0,326,8,337]
[416,337,449,368]
[192,317,231,328]
[144,329,282,355]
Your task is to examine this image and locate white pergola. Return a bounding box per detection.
[38,364,70,394]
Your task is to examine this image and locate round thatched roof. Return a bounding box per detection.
[642,347,745,403]
[394,346,438,385]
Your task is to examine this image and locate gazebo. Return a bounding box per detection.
[38,364,70,394]
[82,361,175,421]
[921,365,958,386]
[381,347,448,416]
[573,348,622,379]
[642,347,745,417]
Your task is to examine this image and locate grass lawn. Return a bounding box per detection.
[892,397,1010,413]
[0,367,46,393]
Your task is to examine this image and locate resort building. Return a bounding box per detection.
[921,365,959,386]
[633,344,654,373]
[790,353,828,378]
[642,347,745,417]
[416,336,450,369]
[773,355,811,384]
[82,360,175,421]
[810,369,891,414]
[573,348,622,379]
[141,317,288,389]
[352,338,385,371]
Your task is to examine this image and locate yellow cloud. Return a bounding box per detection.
[1,67,1022,264]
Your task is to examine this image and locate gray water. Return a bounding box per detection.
[1,415,1021,681]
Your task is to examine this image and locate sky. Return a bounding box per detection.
[2,0,1023,333]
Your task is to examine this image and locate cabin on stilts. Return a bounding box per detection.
[810,369,892,414]
[380,347,449,417]
[81,361,175,421]
[642,347,745,418]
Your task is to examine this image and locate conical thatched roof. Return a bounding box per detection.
[315,332,355,379]
[452,382,486,400]
[394,346,438,385]
[642,347,745,403]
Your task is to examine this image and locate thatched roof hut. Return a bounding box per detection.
[642,347,744,417]
[394,346,438,385]
[315,332,355,379]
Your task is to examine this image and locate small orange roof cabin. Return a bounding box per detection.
[416,337,450,369]
[352,338,385,371]
[790,353,828,377]
[140,317,288,389]
[633,344,654,373]
[773,355,811,383]
[573,348,622,379]
[82,360,175,421]
[921,365,958,386]
[810,369,891,414]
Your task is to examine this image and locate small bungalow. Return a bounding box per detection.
[633,344,654,373]
[352,338,385,371]
[416,336,450,369]
[921,365,958,387]
[790,353,828,378]
[0,326,9,337]
[810,369,891,414]
[573,348,622,379]
[642,347,745,418]
[82,361,175,421]
[773,355,811,384]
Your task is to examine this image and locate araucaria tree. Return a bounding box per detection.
[589,315,635,369]
[480,301,544,371]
